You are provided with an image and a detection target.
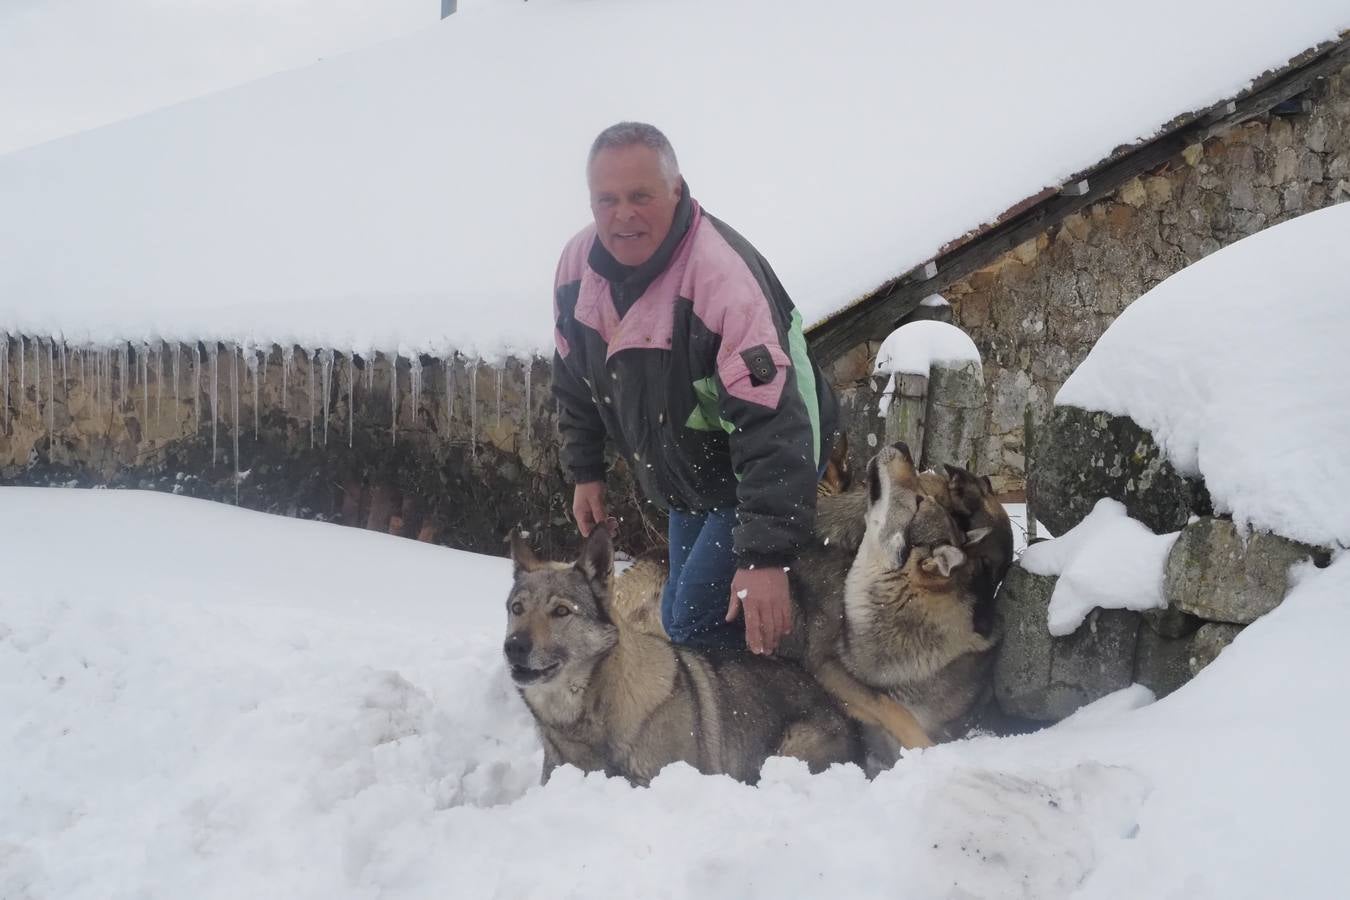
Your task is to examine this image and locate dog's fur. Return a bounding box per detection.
[838,445,998,752]
[939,464,1014,636]
[505,528,862,785]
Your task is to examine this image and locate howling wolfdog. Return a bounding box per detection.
[505,527,862,785]
[841,444,998,753]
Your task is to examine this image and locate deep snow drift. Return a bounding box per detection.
[1057,202,1350,548]
[1,1,1346,359]
[3,487,1348,899]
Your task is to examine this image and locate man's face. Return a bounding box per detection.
[588,144,682,268]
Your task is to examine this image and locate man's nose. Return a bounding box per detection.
[503,632,532,666]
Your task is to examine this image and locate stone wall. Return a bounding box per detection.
[0,343,654,559]
[842,61,1350,492]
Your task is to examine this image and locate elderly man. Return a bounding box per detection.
[551,122,839,654]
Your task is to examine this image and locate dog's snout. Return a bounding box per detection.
[503,632,532,666]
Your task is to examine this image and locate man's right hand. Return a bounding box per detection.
[572,481,608,537]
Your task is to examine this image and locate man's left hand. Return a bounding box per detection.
[725,566,793,655]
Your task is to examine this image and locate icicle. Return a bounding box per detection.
[141,343,149,433]
[365,355,374,394]
[389,353,399,444]
[281,345,291,416]
[468,358,478,459]
[34,339,42,432]
[306,350,316,449]
[346,355,355,449]
[209,343,219,464]
[119,342,129,404]
[47,338,55,439]
[153,342,161,433]
[253,349,262,436]
[19,335,25,413]
[233,344,241,505]
[60,341,68,391]
[523,357,532,446]
[410,354,423,432]
[496,362,505,429]
[194,344,202,434]
[171,343,179,410]
[320,348,332,447]
[445,356,455,425]
[1,333,8,431]
[79,347,86,409]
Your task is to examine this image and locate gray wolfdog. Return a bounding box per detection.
[841,444,999,752]
[504,527,863,785]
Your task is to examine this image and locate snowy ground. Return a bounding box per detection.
[4,487,1347,899]
[1,1,1346,359]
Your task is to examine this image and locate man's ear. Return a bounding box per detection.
[930,545,966,578]
[509,529,542,577]
[575,525,614,585]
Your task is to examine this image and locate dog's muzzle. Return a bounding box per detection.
[504,633,562,685]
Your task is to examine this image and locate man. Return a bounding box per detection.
[551,122,839,654]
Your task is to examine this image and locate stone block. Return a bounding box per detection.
[1165,517,1325,624]
[993,565,1141,721]
[1188,623,1244,676]
[1142,603,1201,639]
[1133,627,1193,699]
[1027,405,1209,537]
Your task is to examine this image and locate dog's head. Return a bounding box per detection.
[942,463,996,519]
[903,498,993,589]
[860,442,923,569]
[503,527,619,688]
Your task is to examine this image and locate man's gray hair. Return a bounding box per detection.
[587,122,681,187]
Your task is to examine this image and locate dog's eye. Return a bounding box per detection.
[551,605,572,618]
[509,601,524,616]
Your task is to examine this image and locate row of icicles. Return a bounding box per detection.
[0,334,535,464]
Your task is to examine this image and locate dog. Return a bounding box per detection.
[839,444,998,755]
[504,526,863,785]
[937,464,1014,636]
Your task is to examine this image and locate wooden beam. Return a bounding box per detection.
[807,36,1350,366]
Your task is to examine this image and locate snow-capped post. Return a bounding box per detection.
[873,320,984,471]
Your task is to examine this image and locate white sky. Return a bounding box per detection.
[0,0,441,155]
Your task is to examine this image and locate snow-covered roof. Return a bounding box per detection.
[1,0,1346,361]
[1057,202,1350,549]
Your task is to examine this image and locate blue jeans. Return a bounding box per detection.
[661,507,745,649]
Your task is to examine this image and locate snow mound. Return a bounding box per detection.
[0,1,1346,358]
[873,320,983,378]
[1022,498,1179,636]
[5,487,1350,897]
[1056,204,1350,548]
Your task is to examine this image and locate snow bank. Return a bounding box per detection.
[1057,203,1350,548]
[0,1,1346,359]
[1021,499,1179,635]
[5,487,1350,897]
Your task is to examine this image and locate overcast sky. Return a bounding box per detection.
[0,0,442,155]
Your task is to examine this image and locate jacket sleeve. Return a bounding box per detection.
[552,284,607,484]
[711,274,821,568]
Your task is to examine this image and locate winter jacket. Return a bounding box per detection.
[551,184,840,567]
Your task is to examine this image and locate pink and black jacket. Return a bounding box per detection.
[552,185,840,567]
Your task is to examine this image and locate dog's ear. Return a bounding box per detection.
[574,525,614,586]
[921,545,966,578]
[980,474,994,495]
[965,527,993,547]
[508,529,541,577]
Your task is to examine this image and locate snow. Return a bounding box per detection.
[1003,501,1053,557]
[873,320,982,414]
[5,485,1350,898]
[919,293,950,308]
[874,320,983,378]
[0,0,438,155]
[1057,203,1350,549]
[1,2,1346,361]
[1021,499,1179,636]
